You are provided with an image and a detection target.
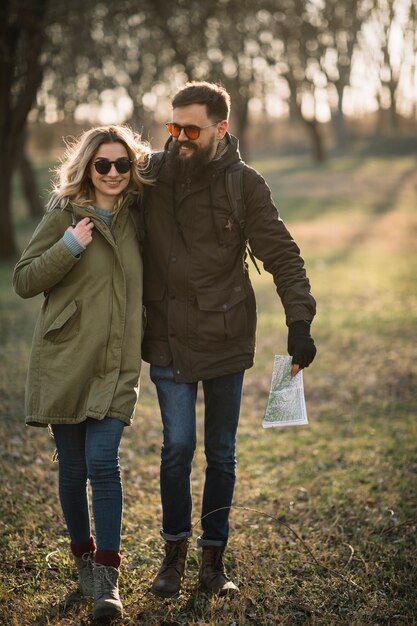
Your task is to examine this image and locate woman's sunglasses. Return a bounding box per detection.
[166,121,220,141]
[93,158,132,175]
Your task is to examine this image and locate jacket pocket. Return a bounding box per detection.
[43,300,79,343]
[194,287,248,345]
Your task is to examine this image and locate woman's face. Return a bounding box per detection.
[89,141,131,209]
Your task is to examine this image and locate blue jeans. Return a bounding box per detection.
[150,365,244,547]
[51,417,125,552]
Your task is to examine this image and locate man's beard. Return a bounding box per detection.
[168,136,216,180]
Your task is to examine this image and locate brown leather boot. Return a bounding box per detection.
[199,546,238,596]
[150,539,188,598]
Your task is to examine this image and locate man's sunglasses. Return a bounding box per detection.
[165,121,221,140]
[93,158,132,175]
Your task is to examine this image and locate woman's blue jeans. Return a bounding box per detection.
[150,365,244,547]
[51,417,124,552]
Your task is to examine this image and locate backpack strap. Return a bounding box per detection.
[225,163,246,231]
[225,163,261,275]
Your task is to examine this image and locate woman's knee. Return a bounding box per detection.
[58,461,88,487]
[85,417,124,478]
[86,448,120,479]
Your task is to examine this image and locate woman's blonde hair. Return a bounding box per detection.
[46,124,151,211]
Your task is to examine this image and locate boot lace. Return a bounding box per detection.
[204,548,225,572]
[161,541,187,572]
[94,564,119,599]
[213,551,224,573]
[82,551,94,566]
[74,552,94,596]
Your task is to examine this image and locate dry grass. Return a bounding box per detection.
[1,151,416,625]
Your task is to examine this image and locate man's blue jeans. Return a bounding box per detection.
[51,417,125,552]
[150,365,244,547]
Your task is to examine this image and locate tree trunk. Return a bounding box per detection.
[303,118,325,162]
[17,129,43,218]
[282,73,326,162]
[0,148,18,259]
[331,85,349,147]
[331,109,349,147]
[0,0,49,259]
[388,81,399,130]
[288,91,300,126]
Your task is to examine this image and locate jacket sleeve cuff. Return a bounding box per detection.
[62,230,86,257]
[286,310,315,326]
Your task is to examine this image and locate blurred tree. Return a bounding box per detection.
[374,0,400,128]
[408,0,417,119]
[371,0,414,130]
[34,2,158,131]
[0,0,49,258]
[0,0,105,259]
[260,0,327,161]
[319,0,372,146]
[17,128,43,218]
[201,0,263,159]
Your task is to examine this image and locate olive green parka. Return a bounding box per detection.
[13,199,143,427]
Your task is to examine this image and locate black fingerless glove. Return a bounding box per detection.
[287,320,317,369]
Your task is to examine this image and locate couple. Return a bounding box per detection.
[13,82,316,620]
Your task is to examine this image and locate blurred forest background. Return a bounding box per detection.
[1,0,417,258]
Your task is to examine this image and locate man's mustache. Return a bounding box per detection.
[177,141,196,150]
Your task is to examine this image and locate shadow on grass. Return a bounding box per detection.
[321,164,416,266]
[129,587,224,626]
[30,590,90,626]
[353,135,417,158]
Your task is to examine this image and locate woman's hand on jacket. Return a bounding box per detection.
[68,217,94,247]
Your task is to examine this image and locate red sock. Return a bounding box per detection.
[95,550,122,569]
[70,536,96,558]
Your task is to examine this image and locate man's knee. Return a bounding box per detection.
[161,438,196,467]
[205,444,236,471]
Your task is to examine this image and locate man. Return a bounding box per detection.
[141,81,316,598]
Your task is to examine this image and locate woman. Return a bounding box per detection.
[13,125,150,620]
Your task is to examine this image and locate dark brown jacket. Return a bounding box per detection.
[141,134,316,383]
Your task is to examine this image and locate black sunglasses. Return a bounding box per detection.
[93,158,132,175]
[166,121,221,140]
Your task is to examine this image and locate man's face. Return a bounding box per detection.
[168,104,228,178]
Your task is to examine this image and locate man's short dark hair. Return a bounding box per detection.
[172,81,231,121]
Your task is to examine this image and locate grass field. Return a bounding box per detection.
[1,150,416,625]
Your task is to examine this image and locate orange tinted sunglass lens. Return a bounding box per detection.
[183,126,199,139]
[166,123,200,140]
[167,123,180,137]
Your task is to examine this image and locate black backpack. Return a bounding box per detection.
[225,162,261,274]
